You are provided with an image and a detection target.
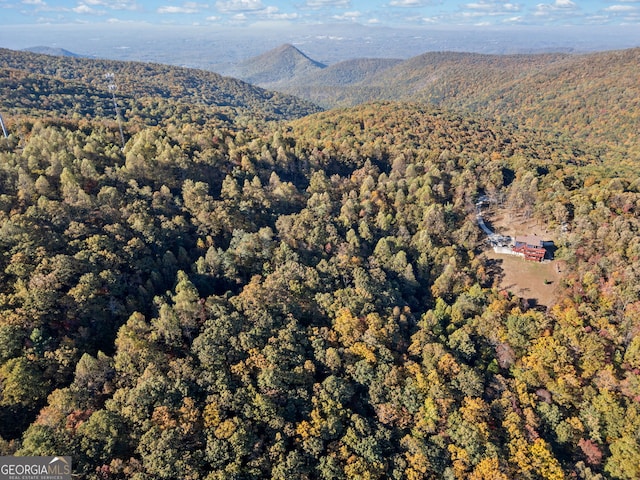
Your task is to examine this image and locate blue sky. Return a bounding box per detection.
[1,0,639,26]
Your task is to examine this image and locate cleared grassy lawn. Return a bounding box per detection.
[484,251,563,308]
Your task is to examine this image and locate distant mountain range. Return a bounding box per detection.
[5,23,640,71]
[2,44,639,157]
[225,44,640,153]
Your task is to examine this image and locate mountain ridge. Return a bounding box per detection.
[0,47,322,123]
[248,45,640,154]
[282,57,403,88]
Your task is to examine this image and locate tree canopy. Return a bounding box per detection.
[0,48,639,479]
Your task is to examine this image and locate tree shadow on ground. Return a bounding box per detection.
[484,257,505,287]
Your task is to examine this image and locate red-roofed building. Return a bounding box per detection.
[512,235,550,261]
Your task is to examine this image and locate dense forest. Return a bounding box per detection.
[0,49,639,479]
[0,48,322,123]
[266,47,640,159]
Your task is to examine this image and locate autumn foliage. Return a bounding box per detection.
[0,49,639,479]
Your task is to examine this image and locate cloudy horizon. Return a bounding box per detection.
[0,0,639,27]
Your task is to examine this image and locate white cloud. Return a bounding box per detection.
[230,12,248,22]
[465,2,493,9]
[389,0,427,6]
[22,0,46,4]
[265,9,299,20]
[465,1,520,10]
[604,4,637,11]
[460,1,522,18]
[215,0,263,12]
[210,2,300,21]
[185,2,209,9]
[554,0,575,8]
[158,5,199,14]
[106,17,139,22]
[304,0,350,7]
[83,0,137,7]
[73,4,105,14]
[332,10,361,20]
[461,10,486,17]
[534,0,578,17]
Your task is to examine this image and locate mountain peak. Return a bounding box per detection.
[23,46,82,58]
[230,43,326,87]
[265,43,325,66]
[274,43,299,53]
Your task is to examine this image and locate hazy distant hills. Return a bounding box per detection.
[6,23,640,71]
[221,44,403,91]
[0,47,321,123]
[23,46,82,58]
[220,44,402,90]
[293,57,403,87]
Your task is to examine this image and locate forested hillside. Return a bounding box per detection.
[0,49,639,479]
[0,48,322,122]
[280,48,640,157]
[281,51,566,106]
